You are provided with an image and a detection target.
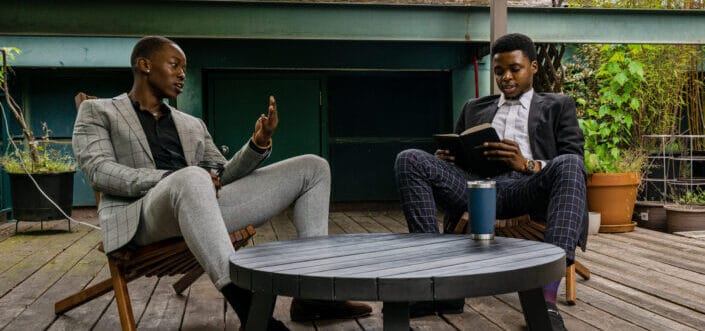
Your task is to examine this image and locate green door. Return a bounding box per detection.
[206,73,322,165]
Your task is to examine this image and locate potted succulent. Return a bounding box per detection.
[1,47,76,227]
[664,190,705,233]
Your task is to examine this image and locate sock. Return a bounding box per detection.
[543,280,561,304]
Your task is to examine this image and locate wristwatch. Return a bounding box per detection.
[525,159,537,174]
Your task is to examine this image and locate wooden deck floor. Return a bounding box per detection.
[1,208,705,330]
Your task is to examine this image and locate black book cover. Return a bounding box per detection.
[433,123,511,177]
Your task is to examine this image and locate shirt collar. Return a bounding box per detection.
[498,89,533,110]
[130,98,172,117]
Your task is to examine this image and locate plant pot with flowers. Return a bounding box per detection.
[1,47,76,231]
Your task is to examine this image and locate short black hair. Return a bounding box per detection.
[130,36,175,70]
[490,33,537,62]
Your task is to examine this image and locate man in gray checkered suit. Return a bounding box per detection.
[395,33,586,331]
[73,36,370,330]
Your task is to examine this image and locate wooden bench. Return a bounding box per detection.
[55,225,256,331]
[453,213,590,305]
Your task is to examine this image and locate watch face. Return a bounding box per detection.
[527,160,535,171]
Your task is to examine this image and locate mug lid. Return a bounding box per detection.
[467,180,496,188]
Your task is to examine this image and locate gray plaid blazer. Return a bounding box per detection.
[72,93,268,253]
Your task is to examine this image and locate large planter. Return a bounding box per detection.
[587,172,640,233]
[664,204,705,233]
[9,171,75,223]
[634,201,667,231]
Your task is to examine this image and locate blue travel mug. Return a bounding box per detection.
[467,180,497,240]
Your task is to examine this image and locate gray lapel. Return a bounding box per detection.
[112,93,155,165]
[528,93,543,156]
[168,107,196,166]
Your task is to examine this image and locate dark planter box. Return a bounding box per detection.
[9,172,75,221]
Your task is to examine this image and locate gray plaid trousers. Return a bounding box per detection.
[394,149,586,261]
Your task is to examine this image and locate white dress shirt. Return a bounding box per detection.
[492,89,545,170]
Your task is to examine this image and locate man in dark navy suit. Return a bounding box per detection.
[395,33,586,331]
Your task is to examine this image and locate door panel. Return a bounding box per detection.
[207,73,321,166]
[328,72,452,201]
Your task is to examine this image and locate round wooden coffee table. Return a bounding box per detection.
[230,233,565,331]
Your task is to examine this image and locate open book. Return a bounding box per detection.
[433,123,510,177]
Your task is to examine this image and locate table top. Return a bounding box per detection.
[230,233,565,302]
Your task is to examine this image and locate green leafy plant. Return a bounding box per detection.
[568,0,705,150]
[672,190,705,209]
[678,190,705,204]
[1,47,75,174]
[577,44,646,173]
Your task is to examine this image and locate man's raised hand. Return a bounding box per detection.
[253,95,278,147]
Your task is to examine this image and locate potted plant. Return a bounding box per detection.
[572,44,647,233]
[664,190,705,233]
[1,47,76,229]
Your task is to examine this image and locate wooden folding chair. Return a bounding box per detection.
[453,213,590,305]
[55,225,256,331]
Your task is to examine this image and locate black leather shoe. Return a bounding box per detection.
[546,302,567,331]
[290,299,372,321]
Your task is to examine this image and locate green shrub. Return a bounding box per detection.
[1,145,76,174]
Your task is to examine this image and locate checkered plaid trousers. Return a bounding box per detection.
[394,149,587,261]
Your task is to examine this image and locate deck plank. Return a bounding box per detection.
[48,262,112,331]
[575,278,697,331]
[466,295,526,330]
[91,276,159,330]
[346,212,392,234]
[367,212,409,233]
[4,209,705,330]
[0,224,93,296]
[0,228,99,329]
[138,275,189,330]
[439,299,504,331]
[594,232,705,275]
[180,275,225,330]
[578,246,705,313]
[581,275,705,330]
[47,264,113,331]
[330,213,368,234]
[10,249,106,331]
[495,292,609,331]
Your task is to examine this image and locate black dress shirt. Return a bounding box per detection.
[131,100,188,171]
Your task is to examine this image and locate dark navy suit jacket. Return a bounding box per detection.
[454,92,588,251]
[454,93,584,161]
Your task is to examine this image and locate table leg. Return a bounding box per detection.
[382,302,409,331]
[245,292,276,331]
[518,288,551,331]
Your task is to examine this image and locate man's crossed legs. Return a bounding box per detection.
[394,149,586,325]
[134,155,370,329]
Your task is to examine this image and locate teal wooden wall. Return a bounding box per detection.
[3,0,705,204]
[0,37,480,205]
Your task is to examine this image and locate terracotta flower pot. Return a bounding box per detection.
[586,172,640,233]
